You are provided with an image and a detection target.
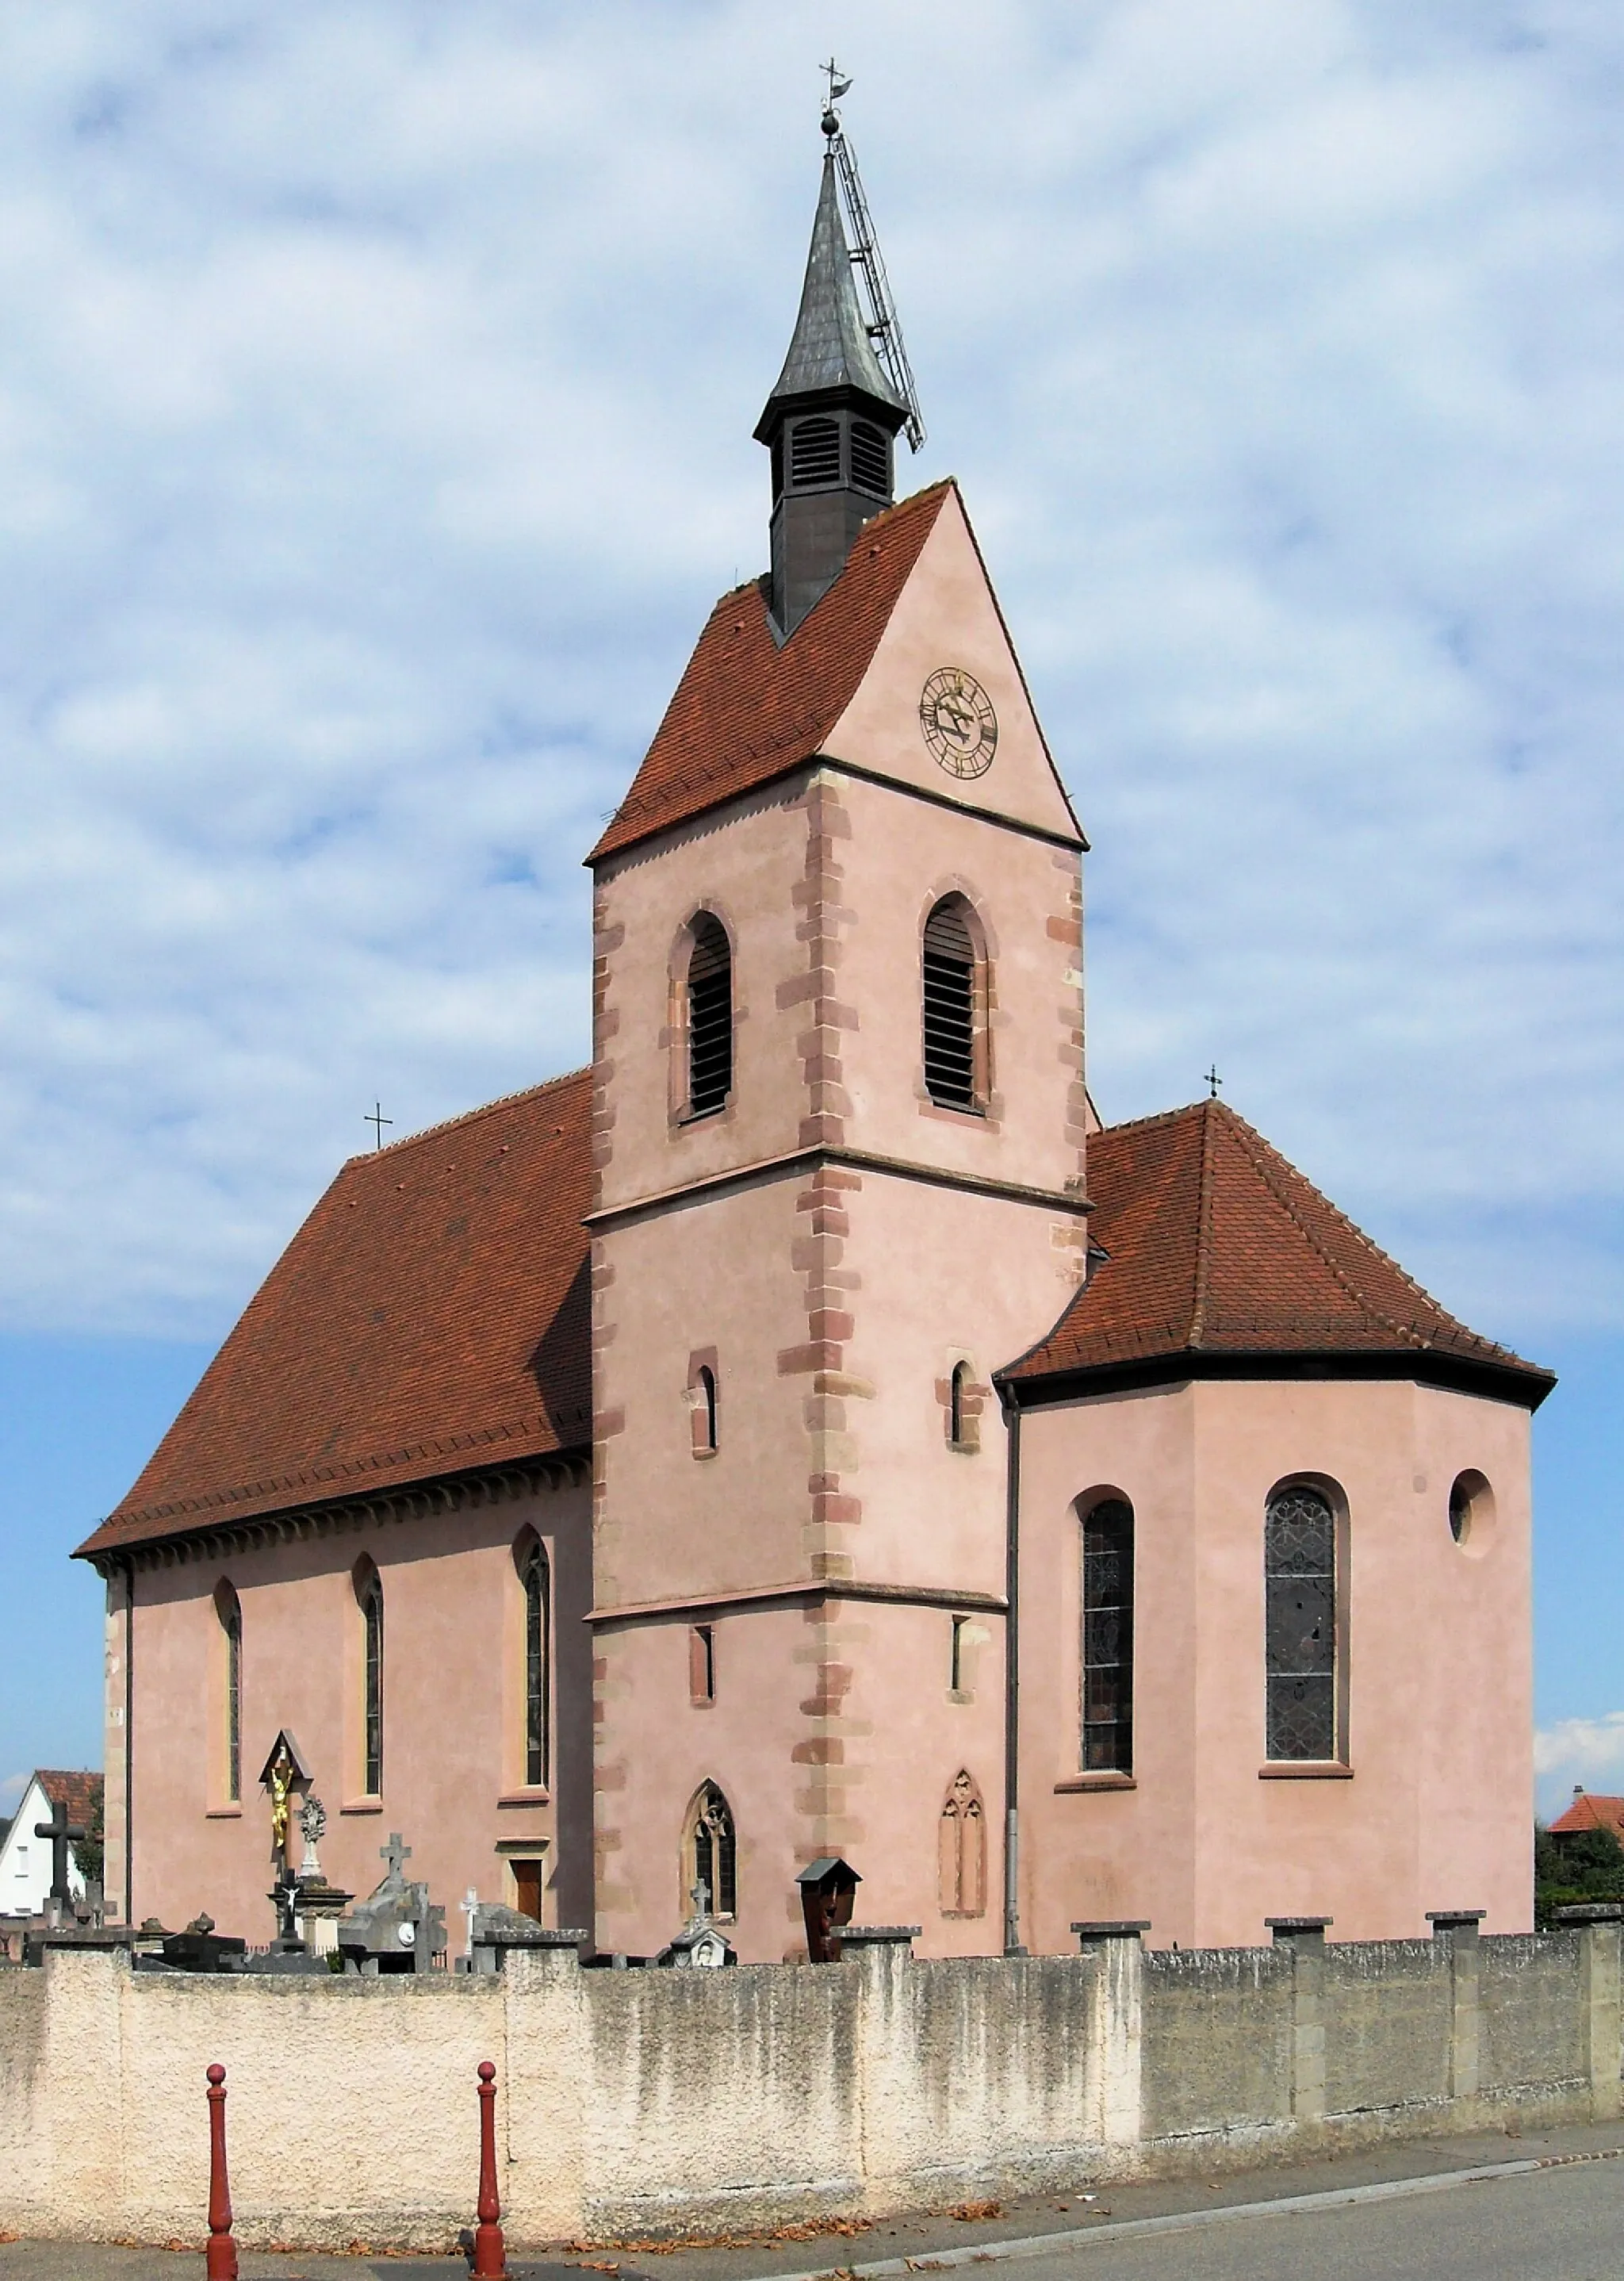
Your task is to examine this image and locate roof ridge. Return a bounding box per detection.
[1187,1099,1219,1348]
[1096,1099,1209,1143]
[1214,1102,1503,1354]
[341,1065,591,1169]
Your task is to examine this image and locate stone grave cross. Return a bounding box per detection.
[690,1877,710,1926]
[380,1832,412,1880]
[35,1795,87,1906]
[462,1887,479,1960]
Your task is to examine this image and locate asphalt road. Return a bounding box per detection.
[2,2130,1622,2280]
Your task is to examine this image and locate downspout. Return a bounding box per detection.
[122,1556,136,1926]
[1000,1383,1024,1956]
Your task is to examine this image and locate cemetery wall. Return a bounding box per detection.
[0,1921,1618,2252]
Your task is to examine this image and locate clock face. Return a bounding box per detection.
[919,668,998,779]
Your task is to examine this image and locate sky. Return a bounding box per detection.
[1,0,1622,1823]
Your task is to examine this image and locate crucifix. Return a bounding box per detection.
[34,1796,86,1907]
[1205,1064,1223,1100]
[381,1832,412,1879]
[366,1101,393,1151]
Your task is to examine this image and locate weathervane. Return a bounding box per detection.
[815,60,926,452]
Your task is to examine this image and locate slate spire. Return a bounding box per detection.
[755,146,909,636]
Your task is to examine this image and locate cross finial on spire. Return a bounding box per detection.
[822,56,852,126]
[1205,1064,1223,1100]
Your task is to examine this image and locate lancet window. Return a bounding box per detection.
[1265,1485,1339,1762]
[1081,1497,1134,1773]
[684,914,733,1119]
[685,1781,736,1920]
[937,1769,986,1917]
[358,1562,385,1796]
[922,897,982,1112]
[216,1584,242,1804]
[522,1538,551,1788]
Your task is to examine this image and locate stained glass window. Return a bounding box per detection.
[1082,1497,1134,1773]
[1266,1486,1337,1761]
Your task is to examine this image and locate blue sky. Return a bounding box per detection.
[2,0,1622,1821]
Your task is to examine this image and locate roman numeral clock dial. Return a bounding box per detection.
[919,667,998,779]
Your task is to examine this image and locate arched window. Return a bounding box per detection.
[937,1769,986,1917]
[948,1360,980,1451]
[684,1781,737,1920]
[685,914,733,1119]
[216,1584,242,1804]
[922,897,980,1111]
[1265,1485,1338,1762]
[357,1561,385,1796]
[1081,1497,1134,1773]
[521,1539,550,1788]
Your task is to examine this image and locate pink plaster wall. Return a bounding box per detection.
[1016,1377,1534,1952]
[122,1485,592,1944]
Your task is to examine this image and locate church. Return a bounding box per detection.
[77,128,1553,1964]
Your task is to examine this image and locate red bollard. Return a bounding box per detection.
[204,2063,239,2281]
[471,2059,508,2279]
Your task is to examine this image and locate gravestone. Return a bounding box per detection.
[655,1880,736,1969]
[335,1833,446,1975]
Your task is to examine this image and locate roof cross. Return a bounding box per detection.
[366,1101,393,1152]
[381,1832,412,1877]
[821,56,852,116]
[34,1792,87,1906]
[1205,1064,1223,1100]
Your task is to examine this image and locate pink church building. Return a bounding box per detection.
[78,141,1552,1963]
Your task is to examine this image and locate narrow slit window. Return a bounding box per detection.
[950,1614,968,1693]
[922,899,978,1110]
[220,1588,242,1804]
[523,1539,550,1787]
[690,1624,716,1705]
[698,1365,718,1452]
[361,1567,385,1796]
[1265,1486,1338,1761]
[1082,1498,1134,1773]
[686,915,733,1118]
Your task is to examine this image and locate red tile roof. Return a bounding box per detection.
[1549,1792,1624,1840]
[36,1770,102,1828]
[1005,1098,1551,1399]
[76,1070,593,1559]
[589,481,955,862]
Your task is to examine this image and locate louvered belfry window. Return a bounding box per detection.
[1266,1486,1338,1761]
[789,415,841,488]
[686,914,733,1117]
[922,898,978,1110]
[1082,1499,1134,1773]
[849,419,891,496]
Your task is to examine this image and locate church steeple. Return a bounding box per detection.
[755,136,909,635]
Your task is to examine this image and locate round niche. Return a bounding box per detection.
[1448,1470,1496,1558]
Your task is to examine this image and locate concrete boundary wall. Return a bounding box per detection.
[0,1922,1619,2252]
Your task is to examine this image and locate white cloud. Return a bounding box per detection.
[0,1,1618,1346]
[1535,1713,1624,1818]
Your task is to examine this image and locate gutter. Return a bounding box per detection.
[1000,1384,1024,1957]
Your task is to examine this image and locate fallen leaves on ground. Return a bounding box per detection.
[947,2202,1003,2222]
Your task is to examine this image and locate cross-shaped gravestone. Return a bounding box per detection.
[380,1832,412,1879]
[461,1887,479,1957]
[691,1878,710,1925]
[35,1795,87,1906]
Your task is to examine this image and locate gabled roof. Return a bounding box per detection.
[76,1070,593,1561]
[589,480,952,863]
[1004,1098,1552,1405]
[35,1771,102,1829]
[1549,1792,1624,1841]
[755,151,905,428]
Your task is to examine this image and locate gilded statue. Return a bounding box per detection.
[268,1746,294,1864]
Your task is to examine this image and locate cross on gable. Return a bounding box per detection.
[33,1794,87,1906]
[380,1832,412,1877]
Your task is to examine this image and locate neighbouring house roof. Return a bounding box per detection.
[1003,1098,1553,1406]
[35,1771,102,1831]
[75,1069,593,1562]
[588,480,954,864]
[1549,1792,1624,1842]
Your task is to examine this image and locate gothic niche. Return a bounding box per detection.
[937,1769,986,1918]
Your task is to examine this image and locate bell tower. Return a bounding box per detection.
[754,121,910,634]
